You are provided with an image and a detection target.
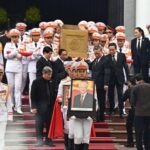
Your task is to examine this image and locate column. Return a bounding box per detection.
[124,0,136,40]
[136,0,150,35]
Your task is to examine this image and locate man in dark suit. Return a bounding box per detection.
[131,27,150,82]
[31,66,55,147]
[131,74,150,150]
[88,46,110,121]
[36,46,53,79]
[52,49,68,94]
[73,93,93,109]
[106,43,129,118]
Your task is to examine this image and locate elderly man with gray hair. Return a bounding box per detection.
[31,66,55,147]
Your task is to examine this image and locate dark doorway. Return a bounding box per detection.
[0,0,123,28]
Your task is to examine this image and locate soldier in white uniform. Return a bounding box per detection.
[4,29,23,114]
[41,29,58,61]
[71,61,94,150]
[16,22,31,93]
[57,61,79,150]
[0,65,13,149]
[26,28,42,108]
[57,61,73,150]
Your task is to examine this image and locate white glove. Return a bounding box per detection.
[10,50,18,57]
[70,116,76,119]
[87,116,92,120]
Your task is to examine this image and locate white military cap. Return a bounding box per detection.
[16,22,27,30]
[30,28,41,36]
[116,32,126,39]
[92,32,101,40]
[54,19,64,27]
[96,22,106,29]
[39,22,47,30]
[9,29,20,37]
[115,26,126,33]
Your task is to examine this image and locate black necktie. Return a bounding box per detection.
[35,42,37,47]
[21,35,23,41]
[15,43,18,48]
[112,55,116,62]
[119,48,122,53]
[95,59,98,65]
[137,39,141,53]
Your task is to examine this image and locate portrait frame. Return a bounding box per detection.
[67,79,96,119]
[62,85,70,106]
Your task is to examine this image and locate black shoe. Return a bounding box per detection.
[109,111,115,116]
[124,143,134,147]
[35,139,44,147]
[45,139,55,147]
[83,143,89,150]
[120,114,124,119]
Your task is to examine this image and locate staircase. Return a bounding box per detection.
[4,96,136,150]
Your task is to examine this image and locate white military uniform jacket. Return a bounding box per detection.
[57,76,71,134]
[0,82,13,122]
[26,41,42,73]
[4,42,23,73]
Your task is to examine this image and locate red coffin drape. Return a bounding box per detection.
[48,99,64,138]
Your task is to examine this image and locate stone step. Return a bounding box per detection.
[5,137,133,145]
[5,128,135,139]
[5,143,119,150]
[7,121,126,131]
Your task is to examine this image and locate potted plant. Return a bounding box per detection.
[25,6,41,29]
[0,7,9,30]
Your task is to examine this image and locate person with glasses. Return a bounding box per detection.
[4,29,23,114]
[100,34,109,55]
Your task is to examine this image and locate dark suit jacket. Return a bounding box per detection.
[90,56,110,89]
[131,83,150,116]
[52,58,68,91]
[31,77,55,113]
[131,37,150,65]
[105,53,129,86]
[36,56,53,79]
[73,93,93,108]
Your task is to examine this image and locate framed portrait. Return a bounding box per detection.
[62,85,70,106]
[67,79,96,119]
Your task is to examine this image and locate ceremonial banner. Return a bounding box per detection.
[60,29,88,58]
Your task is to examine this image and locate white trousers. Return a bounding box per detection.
[29,72,36,108]
[6,72,22,109]
[0,121,7,150]
[68,118,75,139]
[21,64,28,93]
[73,118,92,144]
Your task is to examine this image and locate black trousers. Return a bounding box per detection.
[126,109,135,144]
[108,81,124,114]
[135,116,150,150]
[35,104,53,140]
[96,88,106,121]
[133,64,149,83]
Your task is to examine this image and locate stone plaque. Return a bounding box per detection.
[60,29,88,58]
